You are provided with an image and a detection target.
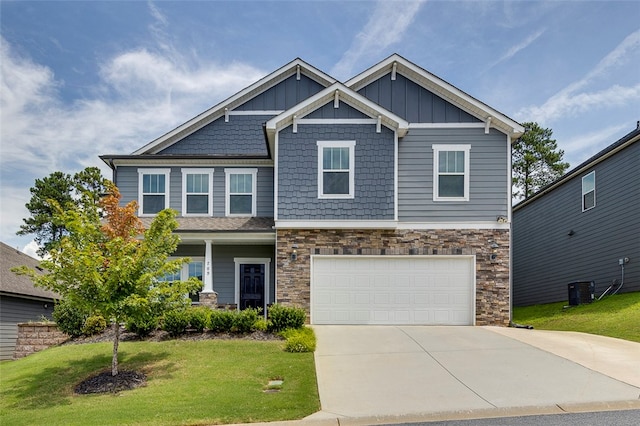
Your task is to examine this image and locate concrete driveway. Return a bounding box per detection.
[309,326,640,422]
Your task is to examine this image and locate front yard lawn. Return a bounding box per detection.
[512,291,640,343]
[0,339,319,425]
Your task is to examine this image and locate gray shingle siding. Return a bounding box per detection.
[158,115,269,157]
[236,74,325,111]
[115,166,274,217]
[398,127,509,222]
[513,140,639,306]
[358,73,481,124]
[277,124,395,220]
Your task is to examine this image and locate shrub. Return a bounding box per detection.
[253,318,268,332]
[125,312,159,337]
[234,308,259,334]
[53,299,87,338]
[281,327,316,353]
[208,309,236,333]
[162,309,190,337]
[188,306,211,332]
[267,304,306,332]
[82,314,107,336]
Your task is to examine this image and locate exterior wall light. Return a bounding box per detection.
[490,242,499,260]
[291,244,298,261]
[496,215,508,223]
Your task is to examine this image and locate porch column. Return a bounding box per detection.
[199,239,217,308]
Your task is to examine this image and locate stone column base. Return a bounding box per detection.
[199,291,218,309]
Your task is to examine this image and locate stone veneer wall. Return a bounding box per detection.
[14,323,68,359]
[276,229,510,326]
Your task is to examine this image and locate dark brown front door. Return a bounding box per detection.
[240,264,265,310]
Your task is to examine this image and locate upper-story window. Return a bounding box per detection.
[181,169,214,216]
[225,168,257,216]
[138,168,171,216]
[432,144,470,201]
[582,171,596,211]
[317,140,356,199]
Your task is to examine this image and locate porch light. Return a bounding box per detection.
[291,244,298,261]
[490,241,499,260]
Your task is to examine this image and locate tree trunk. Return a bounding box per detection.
[112,321,119,376]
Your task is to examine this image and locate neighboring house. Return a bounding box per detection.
[0,242,59,359]
[513,124,640,306]
[101,54,524,326]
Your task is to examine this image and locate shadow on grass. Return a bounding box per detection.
[5,349,173,410]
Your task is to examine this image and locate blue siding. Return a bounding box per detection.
[398,127,509,221]
[158,115,269,157]
[513,140,640,306]
[115,166,274,217]
[306,101,370,119]
[278,124,395,220]
[358,73,480,124]
[236,74,325,111]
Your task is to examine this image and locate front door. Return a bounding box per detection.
[240,264,265,310]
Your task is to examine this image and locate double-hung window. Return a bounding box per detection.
[317,141,355,198]
[138,169,171,215]
[432,144,470,201]
[582,171,596,211]
[181,169,214,216]
[225,168,257,216]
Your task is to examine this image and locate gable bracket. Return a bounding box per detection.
[296,65,301,81]
[293,115,298,133]
[485,116,492,134]
[334,90,340,108]
[376,115,382,133]
[225,108,229,123]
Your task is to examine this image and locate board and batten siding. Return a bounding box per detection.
[235,73,325,111]
[115,166,274,217]
[512,140,639,306]
[398,127,509,222]
[0,295,54,360]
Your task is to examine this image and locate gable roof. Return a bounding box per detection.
[0,242,59,301]
[265,82,409,152]
[132,58,336,155]
[346,54,525,139]
[514,124,640,211]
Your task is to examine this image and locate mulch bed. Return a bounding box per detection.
[75,370,147,394]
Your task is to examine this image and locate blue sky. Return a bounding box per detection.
[1,0,639,257]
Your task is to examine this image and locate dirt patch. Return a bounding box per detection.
[74,370,147,394]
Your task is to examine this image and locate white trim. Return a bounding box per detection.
[274,133,279,221]
[507,135,513,224]
[234,257,271,311]
[202,240,213,293]
[181,168,214,217]
[394,131,399,222]
[225,168,258,217]
[297,118,377,125]
[176,232,275,244]
[396,222,511,230]
[582,170,596,212]
[409,122,485,129]
[432,144,471,202]
[275,220,397,229]
[227,110,284,116]
[109,159,273,167]
[317,141,356,199]
[137,168,171,216]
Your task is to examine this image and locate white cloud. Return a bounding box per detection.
[516,29,640,124]
[0,5,265,248]
[489,28,545,69]
[331,0,426,80]
[562,122,632,165]
[22,240,43,260]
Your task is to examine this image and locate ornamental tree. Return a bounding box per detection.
[15,183,199,376]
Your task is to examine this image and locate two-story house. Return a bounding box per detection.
[101,54,524,326]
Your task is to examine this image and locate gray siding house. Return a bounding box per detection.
[513,125,640,306]
[0,242,59,359]
[101,54,524,326]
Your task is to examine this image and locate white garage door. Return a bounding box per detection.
[311,256,475,325]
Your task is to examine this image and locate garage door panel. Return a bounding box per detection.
[312,256,474,325]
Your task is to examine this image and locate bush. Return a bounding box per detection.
[208,309,236,333]
[253,318,268,332]
[125,312,159,337]
[162,309,190,337]
[188,306,211,332]
[267,304,306,332]
[82,314,107,336]
[234,308,259,334]
[53,300,87,338]
[281,327,316,353]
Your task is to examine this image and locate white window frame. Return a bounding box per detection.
[582,171,596,212]
[224,168,258,217]
[181,168,214,217]
[138,168,171,216]
[317,140,356,199]
[432,144,471,202]
[158,257,205,303]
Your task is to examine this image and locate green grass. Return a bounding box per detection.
[0,339,319,425]
[513,291,640,343]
